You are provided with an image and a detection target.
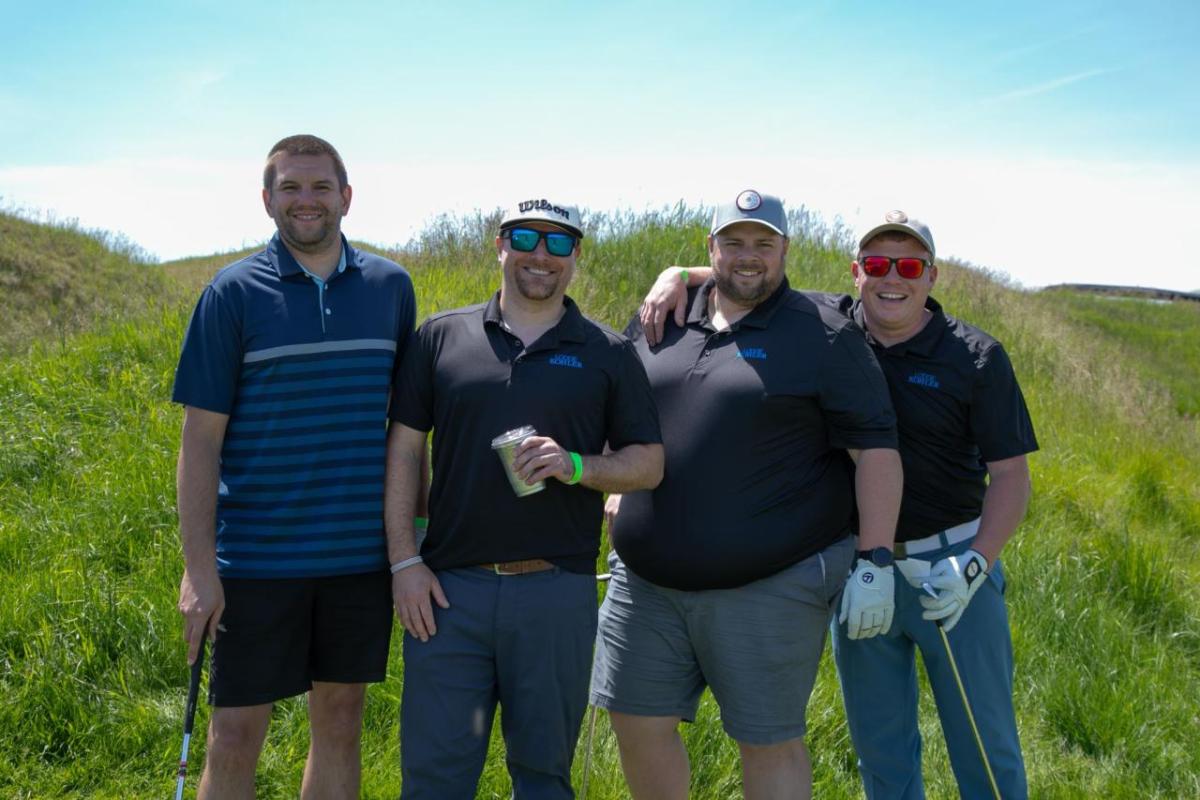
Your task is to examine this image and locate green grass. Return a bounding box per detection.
[2,209,1199,797]
[1042,290,1200,417]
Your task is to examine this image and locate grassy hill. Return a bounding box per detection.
[0,210,176,358]
[2,209,1199,798]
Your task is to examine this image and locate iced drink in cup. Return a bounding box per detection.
[491,425,546,497]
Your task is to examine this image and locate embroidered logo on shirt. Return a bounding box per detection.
[907,371,940,389]
[549,354,584,369]
[736,347,768,360]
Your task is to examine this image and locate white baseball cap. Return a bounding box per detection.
[500,198,584,238]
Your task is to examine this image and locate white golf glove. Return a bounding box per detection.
[839,559,895,640]
[919,548,989,632]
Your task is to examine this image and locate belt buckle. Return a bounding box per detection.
[491,561,521,576]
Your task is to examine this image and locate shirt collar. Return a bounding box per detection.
[852,295,948,355]
[686,276,791,330]
[268,233,357,279]
[483,291,589,346]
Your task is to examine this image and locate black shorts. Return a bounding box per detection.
[209,571,392,707]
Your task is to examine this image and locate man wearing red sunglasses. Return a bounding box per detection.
[637,210,1037,799]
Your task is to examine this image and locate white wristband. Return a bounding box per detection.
[389,555,424,574]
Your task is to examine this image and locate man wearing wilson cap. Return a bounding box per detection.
[384,199,663,799]
[591,190,902,800]
[638,209,1037,798]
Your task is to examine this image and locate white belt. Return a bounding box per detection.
[893,518,980,559]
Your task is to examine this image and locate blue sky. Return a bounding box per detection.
[2,0,1198,289]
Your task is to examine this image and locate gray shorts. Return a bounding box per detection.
[590,537,854,745]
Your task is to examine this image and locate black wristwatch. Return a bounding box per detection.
[855,547,894,568]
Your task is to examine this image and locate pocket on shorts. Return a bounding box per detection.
[988,557,1007,595]
[821,537,855,608]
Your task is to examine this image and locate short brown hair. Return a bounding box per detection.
[263,134,348,193]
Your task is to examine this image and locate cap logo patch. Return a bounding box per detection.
[736,190,762,211]
[885,210,908,223]
[518,199,571,221]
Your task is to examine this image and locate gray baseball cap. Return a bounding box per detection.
[500,198,584,238]
[710,190,788,237]
[858,210,936,260]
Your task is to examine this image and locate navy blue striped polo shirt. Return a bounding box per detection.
[173,234,416,579]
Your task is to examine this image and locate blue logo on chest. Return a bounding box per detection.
[549,354,584,369]
[736,347,768,360]
[907,371,940,389]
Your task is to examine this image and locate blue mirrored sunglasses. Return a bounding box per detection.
[502,227,577,257]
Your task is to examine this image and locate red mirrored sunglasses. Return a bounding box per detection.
[860,255,931,280]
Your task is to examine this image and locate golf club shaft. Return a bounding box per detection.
[175,639,206,800]
[922,583,1002,800]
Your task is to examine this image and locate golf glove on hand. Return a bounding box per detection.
[839,559,895,640]
[920,548,989,632]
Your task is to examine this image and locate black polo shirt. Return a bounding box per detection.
[837,295,1039,541]
[389,292,661,573]
[612,278,898,591]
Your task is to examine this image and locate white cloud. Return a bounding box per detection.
[2,153,1198,292]
[975,68,1118,106]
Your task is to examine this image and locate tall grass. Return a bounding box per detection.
[2,209,1199,797]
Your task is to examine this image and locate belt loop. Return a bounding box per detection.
[939,531,950,549]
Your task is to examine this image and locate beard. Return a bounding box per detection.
[713,264,783,307]
[511,263,572,302]
[276,209,342,254]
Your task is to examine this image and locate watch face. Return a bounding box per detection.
[871,547,894,567]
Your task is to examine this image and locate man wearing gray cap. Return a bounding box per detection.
[384,199,663,799]
[638,210,1036,798]
[591,191,902,799]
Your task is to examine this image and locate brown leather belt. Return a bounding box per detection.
[477,559,556,575]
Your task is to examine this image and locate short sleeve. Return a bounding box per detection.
[969,344,1039,461]
[818,325,898,450]
[389,319,436,432]
[172,285,242,414]
[604,339,663,450]
[392,272,417,383]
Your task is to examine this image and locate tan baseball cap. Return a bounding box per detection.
[858,210,935,260]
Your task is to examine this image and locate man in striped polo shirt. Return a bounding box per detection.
[173,134,416,799]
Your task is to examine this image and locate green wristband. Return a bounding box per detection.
[414,516,428,528]
[567,451,584,485]
[679,268,689,284]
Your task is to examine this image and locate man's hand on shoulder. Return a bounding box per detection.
[639,266,695,346]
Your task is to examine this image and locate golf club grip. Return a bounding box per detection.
[184,639,205,734]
